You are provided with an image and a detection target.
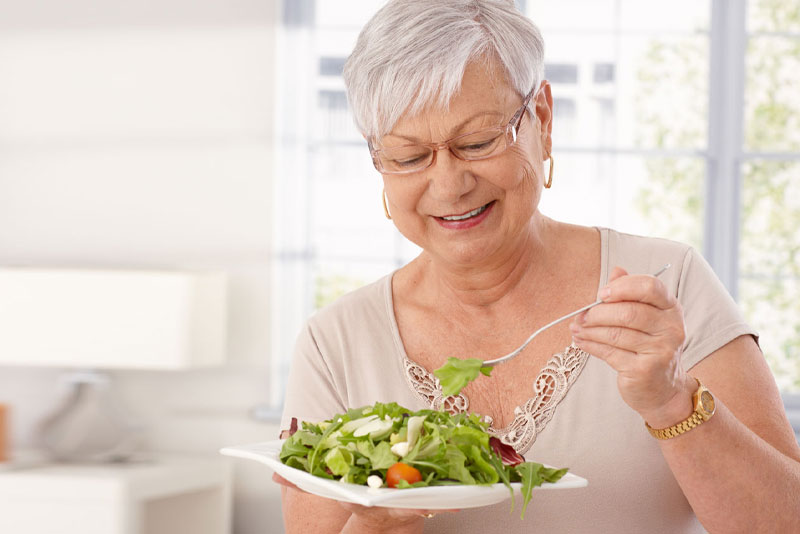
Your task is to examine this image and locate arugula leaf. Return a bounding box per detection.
[486,450,514,510]
[406,459,449,478]
[515,462,544,518]
[279,437,312,461]
[433,357,493,396]
[307,417,343,475]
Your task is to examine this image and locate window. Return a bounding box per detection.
[593,63,615,83]
[553,97,578,142]
[319,57,346,77]
[268,0,800,409]
[546,63,580,84]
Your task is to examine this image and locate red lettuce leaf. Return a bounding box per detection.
[279,417,298,439]
[490,436,524,466]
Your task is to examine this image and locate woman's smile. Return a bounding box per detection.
[435,200,495,230]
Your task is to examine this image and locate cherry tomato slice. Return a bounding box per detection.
[386,462,423,488]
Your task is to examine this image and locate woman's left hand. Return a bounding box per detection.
[569,266,694,426]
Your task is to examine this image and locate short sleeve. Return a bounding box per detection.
[279,321,347,431]
[677,247,759,370]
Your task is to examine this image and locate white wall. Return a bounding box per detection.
[0,1,284,532]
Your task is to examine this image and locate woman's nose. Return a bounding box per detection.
[426,148,477,201]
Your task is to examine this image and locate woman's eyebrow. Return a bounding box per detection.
[385,110,506,143]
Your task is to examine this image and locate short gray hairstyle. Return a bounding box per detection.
[342,0,545,141]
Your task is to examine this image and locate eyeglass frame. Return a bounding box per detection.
[367,86,539,175]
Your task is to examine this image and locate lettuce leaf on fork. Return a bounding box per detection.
[433,357,493,396]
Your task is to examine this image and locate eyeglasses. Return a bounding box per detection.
[368,87,537,175]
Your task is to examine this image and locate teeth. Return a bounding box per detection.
[442,204,488,221]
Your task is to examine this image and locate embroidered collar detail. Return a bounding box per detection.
[402,344,589,455]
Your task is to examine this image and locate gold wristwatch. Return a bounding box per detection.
[645,378,716,440]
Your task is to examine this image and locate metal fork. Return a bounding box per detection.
[481,264,672,367]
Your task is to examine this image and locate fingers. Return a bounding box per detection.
[340,502,457,517]
[417,509,459,518]
[607,265,628,283]
[338,502,456,526]
[579,301,662,333]
[575,301,684,339]
[272,472,298,490]
[599,267,676,311]
[415,510,456,519]
[570,335,638,371]
[571,323,650,356]
[571,301,685,359]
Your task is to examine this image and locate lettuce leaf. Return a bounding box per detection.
[433,357,493,396]
[366,440,397,470]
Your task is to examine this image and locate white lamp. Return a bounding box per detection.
[0,267,227,462]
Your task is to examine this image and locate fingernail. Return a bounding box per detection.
[599,287,611,301]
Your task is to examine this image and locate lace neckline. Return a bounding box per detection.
[401,345,589,455]
[383,228,608,455]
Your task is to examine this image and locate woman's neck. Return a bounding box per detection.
[414,216,556,311]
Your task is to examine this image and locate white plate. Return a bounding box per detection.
[220,439,588,509]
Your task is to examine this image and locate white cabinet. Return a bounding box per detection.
[0,454,231,534]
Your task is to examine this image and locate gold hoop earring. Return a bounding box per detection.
[382,189,392,220]
[544,153,554,189]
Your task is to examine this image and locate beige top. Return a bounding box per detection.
[281,228,756,533]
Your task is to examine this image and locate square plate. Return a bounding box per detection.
[220,440,588,509]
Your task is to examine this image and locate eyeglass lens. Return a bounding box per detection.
[376,128,511,173]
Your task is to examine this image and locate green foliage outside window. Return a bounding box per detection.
[634,38,706,251]
[635,0,800,391]
[315,273,368,310]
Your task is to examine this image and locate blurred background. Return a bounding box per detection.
[0,0,798,532]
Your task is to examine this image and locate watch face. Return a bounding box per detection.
[700,390,715,414]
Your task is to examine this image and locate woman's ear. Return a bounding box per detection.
[535,80,553,157]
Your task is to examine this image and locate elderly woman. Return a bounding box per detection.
[278,1,800,532]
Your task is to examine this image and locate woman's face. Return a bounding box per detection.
[378,60,553,269]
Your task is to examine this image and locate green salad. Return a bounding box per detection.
[280,402,567,517]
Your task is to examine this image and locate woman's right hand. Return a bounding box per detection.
[338,502,428,533]
[274,472,456,533]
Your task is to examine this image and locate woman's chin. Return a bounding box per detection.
[428,239,505,269]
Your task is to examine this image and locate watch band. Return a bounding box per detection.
[646,411,706,440]
[645,378,714,440]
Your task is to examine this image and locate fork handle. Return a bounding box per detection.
[483,263,671,367]
[483,299,602,367]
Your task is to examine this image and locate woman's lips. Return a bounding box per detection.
[435,201,494,230]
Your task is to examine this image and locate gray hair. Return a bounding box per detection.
[342,0,545,141]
